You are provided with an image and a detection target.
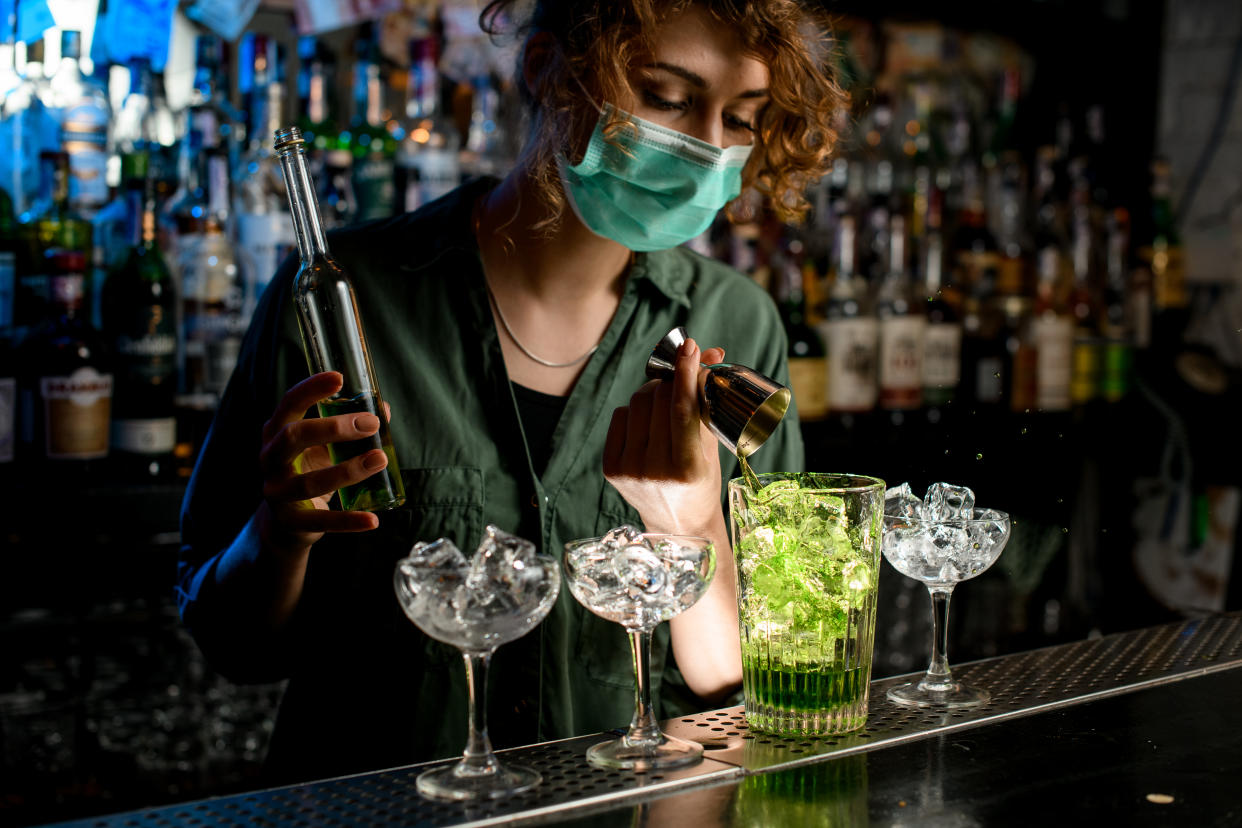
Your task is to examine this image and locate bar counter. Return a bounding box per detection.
[44,613,1242,827]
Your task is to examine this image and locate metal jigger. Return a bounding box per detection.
[645,327,791,457]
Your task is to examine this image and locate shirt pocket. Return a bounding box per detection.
[377,466,486,667]
[574,484,670,692]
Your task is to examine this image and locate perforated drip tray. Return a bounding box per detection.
[664,612,1242,773]
[49,614,1242,828]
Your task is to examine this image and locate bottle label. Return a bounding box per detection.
[821,318,878,412]
[353,157,396,222]
[65,138,110,211]
[0,251,14,330]
[112,417,176,454]
[0,376,14,463]
[41,367,113,459]
[115,319,178,386]
[922,323,962,389]
[788,356,829,420]
[879,316,925,409]
[1033,315,1073,411]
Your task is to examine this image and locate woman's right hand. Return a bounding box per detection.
[256,371,388,556]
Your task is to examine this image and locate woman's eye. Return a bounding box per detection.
[642,89,689,111]
[726,114,756,133]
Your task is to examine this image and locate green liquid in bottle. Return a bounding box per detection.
[317,391,405,511]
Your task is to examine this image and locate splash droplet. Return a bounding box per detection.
[976,452,983,460]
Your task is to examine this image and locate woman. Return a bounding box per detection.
[177,0,845,783]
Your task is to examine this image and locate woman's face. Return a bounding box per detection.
[620,5,769,150]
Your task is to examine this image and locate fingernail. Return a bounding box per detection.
[354,414,379,432]
[681,338,697,358]
[363,451,387,471]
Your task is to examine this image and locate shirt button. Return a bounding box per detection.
[530,494,539,509]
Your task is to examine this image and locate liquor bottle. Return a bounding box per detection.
[297,39,337,173]
[234,38,295,309]
[1,38,58,215]
[875,214,924,411]
[949,166,998,298]
[15,151,92,342]
[100,151,177,479]
[819,215,878,415]
[1001,294,1037,414]
[1099,208,1132,403]
[397,36,460,212]
[49,31,110,218]
[1031,247,1074,413]
[180,147,244,406]
[460,73,509,180]
[1142,158,1187,350]
[919,219,961,412]
[16,249,112,473]
[189,34,243,164]
[958,281,1005,410]
[274,126,404,512]
[318,149,357,230]
[772,239,827,420]
[1067,207,1101,408]
[91,151,145,330]
[349,32,397,221]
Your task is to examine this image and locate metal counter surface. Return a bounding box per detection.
[42,613,1242,828]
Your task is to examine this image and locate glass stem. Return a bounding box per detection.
[922,587,955,692]
[626,628,662,746]
[459,650,500,775]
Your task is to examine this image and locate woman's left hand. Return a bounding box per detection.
[603,337,725,536]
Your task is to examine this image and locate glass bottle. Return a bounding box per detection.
[1,38,58,215]
[920,218,961,411]
[1099,207,1133,403]
[275,125,404,512]
[49,30,110,218]
[819,215,878,415]
[875,214,924,411]
[16,248,112,473]
[15,150,92,342]
[101,150,177,480]
[0,185,15,473]
[348,33,397,222]
[771,237,827,421]
[397,35,460,212]
[179,147,244,407]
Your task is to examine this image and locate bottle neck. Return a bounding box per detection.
[278,145,329,262]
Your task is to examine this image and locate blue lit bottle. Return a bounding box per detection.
[274,126,404,512]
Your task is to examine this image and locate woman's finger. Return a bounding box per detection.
[671,338,703,468]
[261,412,380,476]
[646,377,674,466]
[262,372,343,443]
[280,504,380,534]
[265,449,388,503]
[624,382,657,473]
[602,406,629,478]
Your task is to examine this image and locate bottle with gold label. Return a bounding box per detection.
[17,249,112,476]
[1142,158,1187,350]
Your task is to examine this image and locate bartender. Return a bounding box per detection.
[176,0,846,784]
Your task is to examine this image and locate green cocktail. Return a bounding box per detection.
[729,472,884,736]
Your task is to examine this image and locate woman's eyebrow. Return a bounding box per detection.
[645,61,768,99]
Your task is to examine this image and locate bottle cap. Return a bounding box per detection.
[273,126,305,153]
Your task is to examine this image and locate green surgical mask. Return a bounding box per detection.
[558,103,752,252]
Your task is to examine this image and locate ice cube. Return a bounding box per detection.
[613,544,668,597]
[406,537,467,571]
[885,482,924,519]
[602,525,646,549]
[923,483,975,522]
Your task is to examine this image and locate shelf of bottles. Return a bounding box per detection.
[0,2,522,489]
[0,3,1186,494]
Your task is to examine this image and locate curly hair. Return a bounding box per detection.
[479,0,848,229]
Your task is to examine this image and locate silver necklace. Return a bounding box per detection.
[486,285,600,369]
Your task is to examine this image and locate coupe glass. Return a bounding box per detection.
[393,525,561,800]
[563,530,716,771]
[881,507,1011,708]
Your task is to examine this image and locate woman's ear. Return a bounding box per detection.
[522,31,559,103]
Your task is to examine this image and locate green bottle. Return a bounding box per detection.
[101,152,178,480]
[273,125,404,512]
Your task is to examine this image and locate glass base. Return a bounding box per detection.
[416,760,540,801]
[886,679,989,709]
[586,732,704,772]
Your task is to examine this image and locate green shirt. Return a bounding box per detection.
[177,178,804,783]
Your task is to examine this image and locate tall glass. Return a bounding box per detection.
[729,473,884,736]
